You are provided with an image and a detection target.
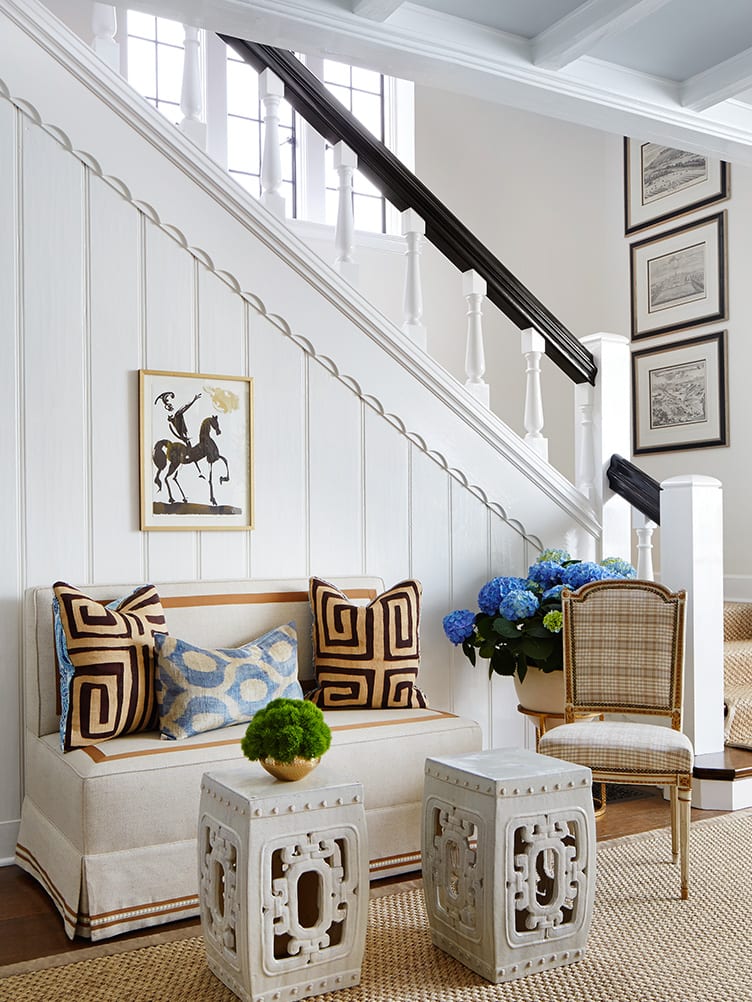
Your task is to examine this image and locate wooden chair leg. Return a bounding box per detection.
[669,786,679,863]
[678,786,691,900]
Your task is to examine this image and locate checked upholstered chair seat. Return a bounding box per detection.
[540,719,693,776]
[539,578,692,899]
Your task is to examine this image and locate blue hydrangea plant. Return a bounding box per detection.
[442,549,636,682]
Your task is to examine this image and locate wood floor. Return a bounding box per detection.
[0,788,726,970]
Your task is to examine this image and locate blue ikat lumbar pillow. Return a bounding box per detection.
[154,622,303,740]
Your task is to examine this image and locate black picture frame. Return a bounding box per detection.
[624,138,729,235]
[632,331,728,455]
[630,211,727,340]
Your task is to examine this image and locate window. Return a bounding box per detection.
[123,13,414,236]
[225,51,297,218]
[125,12,187,125]
[323,59,386,234]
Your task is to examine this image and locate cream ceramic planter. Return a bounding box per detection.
[513,665,565,714]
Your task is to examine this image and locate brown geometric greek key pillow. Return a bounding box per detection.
[53,582,167,751]
[307,577,427,709]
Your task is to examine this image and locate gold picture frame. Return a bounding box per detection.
[139,369,254,531]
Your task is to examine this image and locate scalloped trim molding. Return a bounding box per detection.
[0,0,601,549]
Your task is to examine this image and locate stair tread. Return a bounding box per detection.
[694,747,752,779]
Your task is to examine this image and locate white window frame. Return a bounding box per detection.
[118,12,415,237]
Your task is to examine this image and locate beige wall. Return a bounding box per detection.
[414,84,752,587]
[413,87,628,483]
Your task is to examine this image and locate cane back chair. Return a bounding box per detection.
[538,579,693,899]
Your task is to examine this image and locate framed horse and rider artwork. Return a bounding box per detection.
[139,369,254,530]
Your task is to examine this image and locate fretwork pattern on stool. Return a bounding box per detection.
[422,748,596,984]
[199,765,368,1002]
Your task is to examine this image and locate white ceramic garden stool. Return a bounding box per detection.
[199,765,368,1002]
[422,747,595,984]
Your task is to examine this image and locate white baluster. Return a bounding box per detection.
[91,3,119,72]
[634,513,657,581]
[259,69,286,218]
[576,333,632,562]
[400,208,426,350]
[462,270,489,408]
[521,328,548,460]
[179,26,207,150]
[333,142,359,286]
[575,382,595,500]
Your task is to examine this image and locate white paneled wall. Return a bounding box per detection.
[0,106,541,858]
[0,1,600,858]
[0,100,22,859]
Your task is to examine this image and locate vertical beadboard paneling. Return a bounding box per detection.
[410,449,453,712]
[197,266,249,581]
[89,175,144,584]
[249,313,308,579]
[488,517,528,749]
[23,119,88,588]
[0,102,21,852]
[363,407,410,586]
[143,221,198,582]
[308,361,363,575]
[450,480,493,744]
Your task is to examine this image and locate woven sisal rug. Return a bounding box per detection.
[2,810,751,1002]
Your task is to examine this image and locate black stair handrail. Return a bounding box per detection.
[607,454,661,524]
[219,36,597,387]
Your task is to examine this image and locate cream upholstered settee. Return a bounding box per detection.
[16,576,481,940]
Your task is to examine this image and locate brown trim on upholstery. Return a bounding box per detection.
[369,850,421,872]
[161,588,376,609]
[323,711,456,731]
[80,710,459,762]
[15,843,79,924]
[87,897,200,933]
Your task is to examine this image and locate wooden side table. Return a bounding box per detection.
[199,764,368,1002]
[422,748,596,984]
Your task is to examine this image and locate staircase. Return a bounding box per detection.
[723,602,752,750]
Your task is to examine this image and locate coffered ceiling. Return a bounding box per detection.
[105,0,752,163]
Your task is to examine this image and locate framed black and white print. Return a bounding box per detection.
[139,369,254,530]
[630,211,726,340]
[624,138,729,234]
[632,331,727,455]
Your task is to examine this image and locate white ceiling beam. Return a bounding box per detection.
[351,0,404,22]
[682,46,752,111]
[111,0,752,164]
[532,0,673,71]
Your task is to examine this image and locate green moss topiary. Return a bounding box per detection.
[241,698,332,764]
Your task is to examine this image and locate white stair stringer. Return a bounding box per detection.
[1,0,600,552]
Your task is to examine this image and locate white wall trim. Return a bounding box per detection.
[0,0,601,548]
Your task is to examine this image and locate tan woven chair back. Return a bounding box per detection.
[562,579,686,726]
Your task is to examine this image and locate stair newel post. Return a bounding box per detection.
[91,3,119,72]
[259,69,286,218]
[400,209,427,349]
[462,270,489,407]
[576,333,632,561]
[634,512,656,580]
[574,382,595,500]
[660,475,725,763]
[178,25,207,150]
[521,328,548,460]
[333,142,359,285]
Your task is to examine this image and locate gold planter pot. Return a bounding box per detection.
[259,756,320,782]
